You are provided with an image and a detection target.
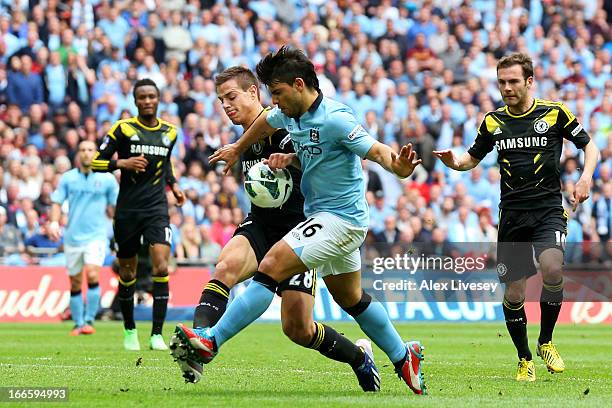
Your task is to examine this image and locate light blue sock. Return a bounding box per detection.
[212,280,275,347]
[85,283,101,323]
[70,291,84,327]
[354,302,406,363]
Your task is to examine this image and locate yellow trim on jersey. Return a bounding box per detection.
[541,108,559,128]
[157,161,163,168]
[152,275,170,283]
[503,167,511,176]
[502,158,511,165]
[107,118,132,139]
[504,181,514,190]
[134,116,162,131]
[166,127,177,142]
[155,169,162,177]
[563,209,569,220]
[120,122,138,137]
[534,163,544,174]
[504,99,538,118]
[91,151,110,170]
[171,161,177,179]
[534,153,542,163]
[536,99,576,127]
[152,178,161,185]
[485,115,500,134]
[535,177,545,187]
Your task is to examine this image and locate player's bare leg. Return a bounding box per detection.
[537,248,565,373]
[118,255,140,350]
[324,272,426,394]
[281,290,380,391]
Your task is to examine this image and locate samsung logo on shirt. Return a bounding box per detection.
[495,136,548,151]
[130,144,169,156]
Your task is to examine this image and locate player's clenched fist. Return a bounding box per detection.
[118,154,148,172]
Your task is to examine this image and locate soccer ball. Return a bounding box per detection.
[244,161,293,208]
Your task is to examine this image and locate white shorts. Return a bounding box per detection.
[64,240,106,277]
[283,212,367,277]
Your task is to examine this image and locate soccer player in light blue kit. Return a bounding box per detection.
[176,46,427,395]
[49,140,118,336]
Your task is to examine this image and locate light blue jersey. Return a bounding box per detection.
[266,94,377,227]
[51,169,119,246]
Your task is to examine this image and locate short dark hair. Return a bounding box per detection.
[133,78,160,99]
[214,66,259,90]
[497,53,534,80]
[256,45,319,90]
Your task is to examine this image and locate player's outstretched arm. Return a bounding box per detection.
[366,142,422,178]
[432,149,480,171]
[209,110,277,175]
[572,139,599,211]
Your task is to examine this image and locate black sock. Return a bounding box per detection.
[503,297,532,360]
[193,279,230,328]
[307,322,364,369]
[539,279,563,344]
[118,278,136,330]
[151,276,169,336]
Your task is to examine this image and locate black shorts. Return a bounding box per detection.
[496,207,568,283]
[114,212,172,258]
[234,214,316,296]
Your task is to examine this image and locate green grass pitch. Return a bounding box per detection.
[1,322,610,407]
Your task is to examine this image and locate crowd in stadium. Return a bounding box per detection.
[0,0,610,267]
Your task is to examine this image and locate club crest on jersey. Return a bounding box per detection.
[162,135,171,146]
[533,120,549,134]
[310,128,320,143]
[252,140,264,155]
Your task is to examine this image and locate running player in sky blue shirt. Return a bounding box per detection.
[49,140,118,336]
[175,46,428,395]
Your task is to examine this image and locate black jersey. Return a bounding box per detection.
[91,117,177,215]
[241,128,305,227]
[468,99,591,210]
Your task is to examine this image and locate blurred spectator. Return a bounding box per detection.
[210,207,236,247]
[7,55,44,112]
[0,206,24,259]
[199,225,221,268]
[594,182,612,242]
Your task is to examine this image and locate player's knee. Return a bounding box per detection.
[214,258,242,287]
[153,260,169,277]
[70,276,82,292]
[331,289,362,309]
[259,255,281,279]
[504,283,525,303]
[541,264,563,281]
[282,319,315,347]
[84,267,99,284]
[118,268,136,282]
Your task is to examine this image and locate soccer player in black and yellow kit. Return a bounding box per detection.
[434,53,599,381]
[169,67,379,390]
[92,78,185,351]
